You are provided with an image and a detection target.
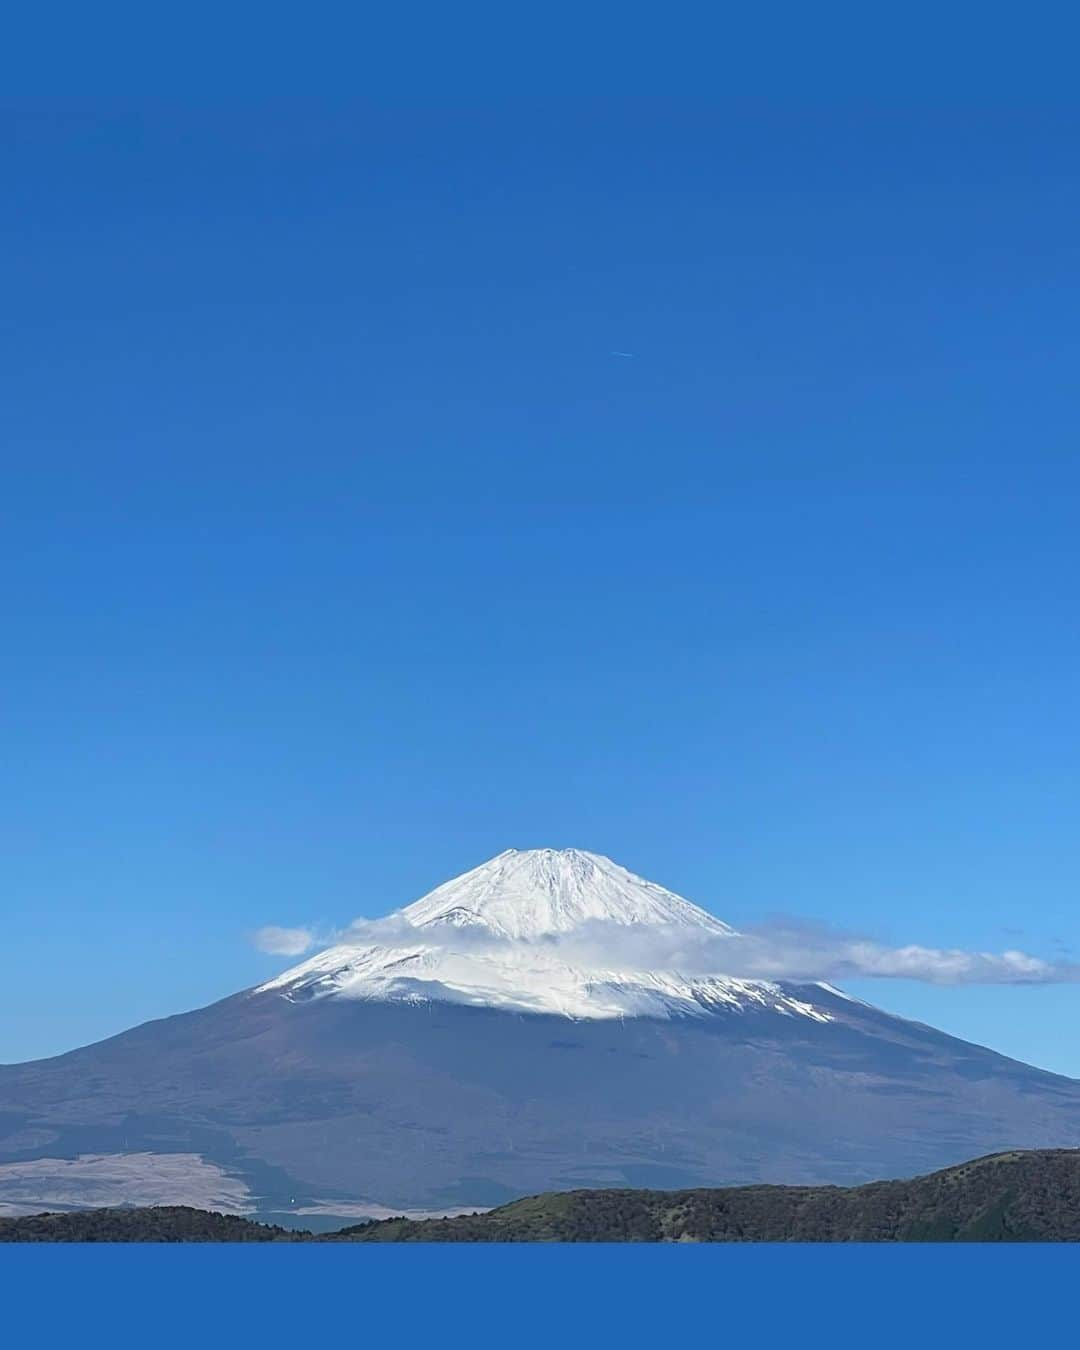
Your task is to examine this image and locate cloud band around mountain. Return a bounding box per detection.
[251,913,1078,987]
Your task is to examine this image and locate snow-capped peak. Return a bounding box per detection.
[402,848,734,940]
[257,848,831,1024]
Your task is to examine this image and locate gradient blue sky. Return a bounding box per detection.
[4,100,1080,1072]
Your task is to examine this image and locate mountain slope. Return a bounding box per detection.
[2,849,1080,1218]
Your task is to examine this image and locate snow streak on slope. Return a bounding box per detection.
[258,848,831,1022]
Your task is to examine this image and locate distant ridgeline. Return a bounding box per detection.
[4,1150,1080,1242]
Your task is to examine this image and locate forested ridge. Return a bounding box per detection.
[4,1149,1080,1242]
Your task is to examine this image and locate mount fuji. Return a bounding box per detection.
[3,848,1079,1221]
[261,848,830,1022]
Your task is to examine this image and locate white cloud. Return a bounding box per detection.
[681,922,1080,987]
[252,925,316,957]
[250,913,1080,987]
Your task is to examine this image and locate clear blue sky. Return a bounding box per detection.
[4,100,1080,1073]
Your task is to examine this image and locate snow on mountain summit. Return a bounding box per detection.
[258,848,830,1023]
[401,848,734,939]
